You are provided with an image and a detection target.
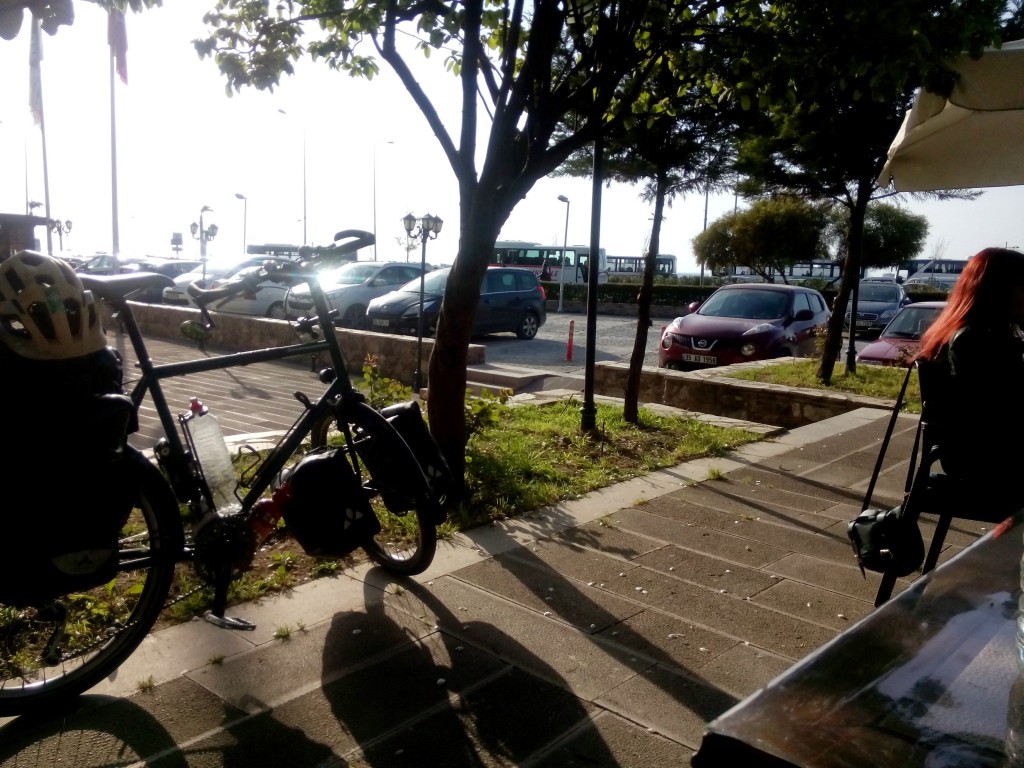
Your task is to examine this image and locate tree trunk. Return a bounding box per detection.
[815,182,871,384]
[425,211,501,500]
[623,172,667,423]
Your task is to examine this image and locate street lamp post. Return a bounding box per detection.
[557,195,569,312]
[402,213,443,392]
[235,193,247,255]
[49,218,71,252]
[190,205,218,280]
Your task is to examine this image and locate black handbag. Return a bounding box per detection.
[847,364,926,585]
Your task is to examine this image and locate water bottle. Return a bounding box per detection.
[250,481,292,545]
[186,398,238,512]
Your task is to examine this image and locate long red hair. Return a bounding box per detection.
[917,248,1024,361]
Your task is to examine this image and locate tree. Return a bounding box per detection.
[710,0,1003,382]
[555,75,736,423]
[195,1,717,492]
[693,196,829,282]
[826,203,929,270]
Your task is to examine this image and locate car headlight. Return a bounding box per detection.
[879,309,897,321]
[740,342,757,356]
[742,323,773,336]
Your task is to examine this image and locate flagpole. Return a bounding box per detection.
[110,54,120,266]
[29,17,53,255]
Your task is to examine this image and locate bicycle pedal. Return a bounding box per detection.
[203,610,257,631]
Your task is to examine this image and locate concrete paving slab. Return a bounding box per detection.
[529,709,695,768]
[697,642,795,700]
[452,554,647,633]
[596,663,739,749]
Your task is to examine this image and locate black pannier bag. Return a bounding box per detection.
[380,400,453,523]
[1,346,137,606]
[279,447,380,557]
[846,364,926,586]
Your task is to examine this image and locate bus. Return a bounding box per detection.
[719,260,843,285]
[902,257,970,291]
[607,253,677,277]
[493,240,609,284]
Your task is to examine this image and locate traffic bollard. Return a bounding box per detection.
[566,319,574,361]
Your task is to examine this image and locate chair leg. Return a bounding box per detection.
[874,569,899,607]
[923,514,952,574]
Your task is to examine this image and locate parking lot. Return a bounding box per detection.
[480,310,869,372]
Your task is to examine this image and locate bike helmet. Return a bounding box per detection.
[0,250,106,360]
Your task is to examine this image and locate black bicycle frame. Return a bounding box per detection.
[108,279,357,517]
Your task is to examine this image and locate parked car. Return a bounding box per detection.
[75,253,151,275]
[844,280,911,335]
[162,255,302,316]
[366,266,547,339]
[658,283,830,371]
[856,301,946,366]
[122,258,204,302]
[284,261,430,327]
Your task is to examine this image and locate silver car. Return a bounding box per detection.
[162,255,300,318]
[284,261,431,328]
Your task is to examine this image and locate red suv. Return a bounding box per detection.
[658,283,830,370]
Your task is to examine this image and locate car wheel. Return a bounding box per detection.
[266,302,287,320]
[515,311,540,340]
[341,304,367,329]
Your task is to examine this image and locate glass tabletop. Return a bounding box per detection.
[693,514,1024,768]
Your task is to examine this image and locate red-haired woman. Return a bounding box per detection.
[915,247,1024,494]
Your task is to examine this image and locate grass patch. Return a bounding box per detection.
[456,400,760,528]
[724,359,920,413]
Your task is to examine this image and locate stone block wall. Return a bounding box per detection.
[593,360,893,429]
[104,302,485,386]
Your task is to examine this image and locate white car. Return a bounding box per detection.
[284,261,431,328]
[162,255,301,318]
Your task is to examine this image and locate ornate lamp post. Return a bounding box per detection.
[402,213,443,391]
[557,194,570,312]
[49,218,71,252]
[190,205,218,280]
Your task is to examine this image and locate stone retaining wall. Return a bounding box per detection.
[110,303,888,430]
[593,360,893,429]
[106,302,485,386]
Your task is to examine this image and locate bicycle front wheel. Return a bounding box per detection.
[360,490,437,576]
[0,449,182,717]
[316,406,438,576]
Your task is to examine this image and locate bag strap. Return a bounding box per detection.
[861,363,916,511]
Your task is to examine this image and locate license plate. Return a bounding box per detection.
[372,319,391,328]
[856,320,872,328]
[681,353,716,365]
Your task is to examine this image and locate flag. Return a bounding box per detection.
[108,8,127,84]
[29,17,42,125]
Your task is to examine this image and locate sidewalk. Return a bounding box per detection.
[0,349,995,765]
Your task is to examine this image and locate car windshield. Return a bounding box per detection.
[320,262,378,286]
[400,268,449,293]
[698,289,790,320]
[859,284,900,302]
[883,305,943,339]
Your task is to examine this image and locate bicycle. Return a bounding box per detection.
[0,231,451,716]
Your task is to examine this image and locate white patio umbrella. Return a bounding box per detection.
[877,39,1024,192]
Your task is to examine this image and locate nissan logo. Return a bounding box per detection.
[696,339,708,349]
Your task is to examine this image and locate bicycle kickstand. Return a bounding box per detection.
[203,564,257,631]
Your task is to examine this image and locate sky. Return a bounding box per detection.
[2,0,1023,274]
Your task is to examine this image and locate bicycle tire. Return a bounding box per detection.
[314,408,437,575]
[0,448,183,717]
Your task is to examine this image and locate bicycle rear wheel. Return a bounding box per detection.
[0,449,182,717]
